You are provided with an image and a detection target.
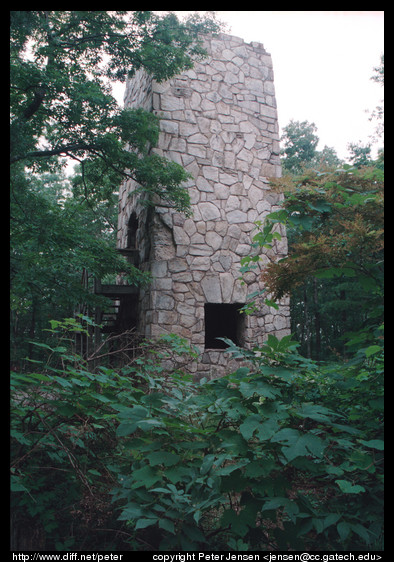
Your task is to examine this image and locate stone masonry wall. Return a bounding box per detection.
[118,33,291,379]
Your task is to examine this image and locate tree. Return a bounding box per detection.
[281,120,319,174]
[347,55,384,168]
[280,119,341,174]
[10,167,145,365]
[315,144,343,169]
[369,54,384,152]
[10,11,221,210]
[10,11,222,365]
[264,167,384,359]
[347,142,373,168]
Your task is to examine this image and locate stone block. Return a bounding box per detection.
[173,271,193,283]
[198,202,221,221]
[150,261,167,278]
[189,245,212,256]
[201,276,222,302]
[191,256,211,270]
[188,132,209,145]
[196,176,214,192]
[220,272,234,302]
[227,210,248,224]
[225,195,240,212]
[160,94,184,111]
[154,293,175,311]
[206,231,222,251]
[220,172,238,186]
[157,310,178,324]
[202,166,219,182]
[173,226,190,246]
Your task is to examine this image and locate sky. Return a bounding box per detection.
[114,11,384,162]
[213,11,384,160]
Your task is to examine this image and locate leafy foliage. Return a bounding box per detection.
[10,11,220,210]
[265,166,383,359]
[11,318,383,551]
[10,167,150,366]
[280,120,342,175]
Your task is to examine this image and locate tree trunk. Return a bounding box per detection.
[304,286,311,358]
[314,278,321,360]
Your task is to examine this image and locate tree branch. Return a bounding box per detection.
[22,86,46,120]
[10,143,97,164]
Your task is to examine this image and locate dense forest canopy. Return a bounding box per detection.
[10,12,383,552]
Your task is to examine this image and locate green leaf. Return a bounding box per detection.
[261,366,296,382]
[239,414,261,440]
[322,513,342,530]
[193,510,202,525]
[159,518,175,534]
[221,509,250,537]
[131,465,162,489]
[244,461,267,478]
[349,450,375,471]
[271,428,326,462]
[151,487,172,494]
[54,403,78,417]
[257,458,277,477]
[330,423,361,435]
[137,418,165,431]
[71,377,90,387]
[116,422,137,437]
[53,376,73,388]
[256,418,281,441]
[147,451,180,467]
[116,405,149,419]
[262,497,299,523]
[358,439,384,450]
[264,298,279,310]
[312,517,325,534]
[88,469,101,477]
[90,392,113,403]
[11,475,29,493]
[296,402,334,423]
[118,504,144,521]
[135,518,158,530]
[10,430,30,445]
[335,479,365,494]
[364,345,382,357]
[325,465,345,476]
[239,380,278,400]
[165,466,190,484]
[29,341,53,350]
[262,497,296,512]
[217,429,249,455]
[337,521,351,541]
[307,200,332,213]
[200,454,216,475]
[350,522,371,544]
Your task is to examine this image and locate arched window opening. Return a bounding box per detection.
[127,213,138,249]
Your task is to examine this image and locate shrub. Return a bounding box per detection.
[11,320,383,551]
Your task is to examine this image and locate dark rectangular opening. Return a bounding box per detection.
[127,213,139,249]
[204,303,244,349]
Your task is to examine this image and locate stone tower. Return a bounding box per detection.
[117,33,290,378]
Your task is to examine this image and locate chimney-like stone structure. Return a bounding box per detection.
[117,33,290,378]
